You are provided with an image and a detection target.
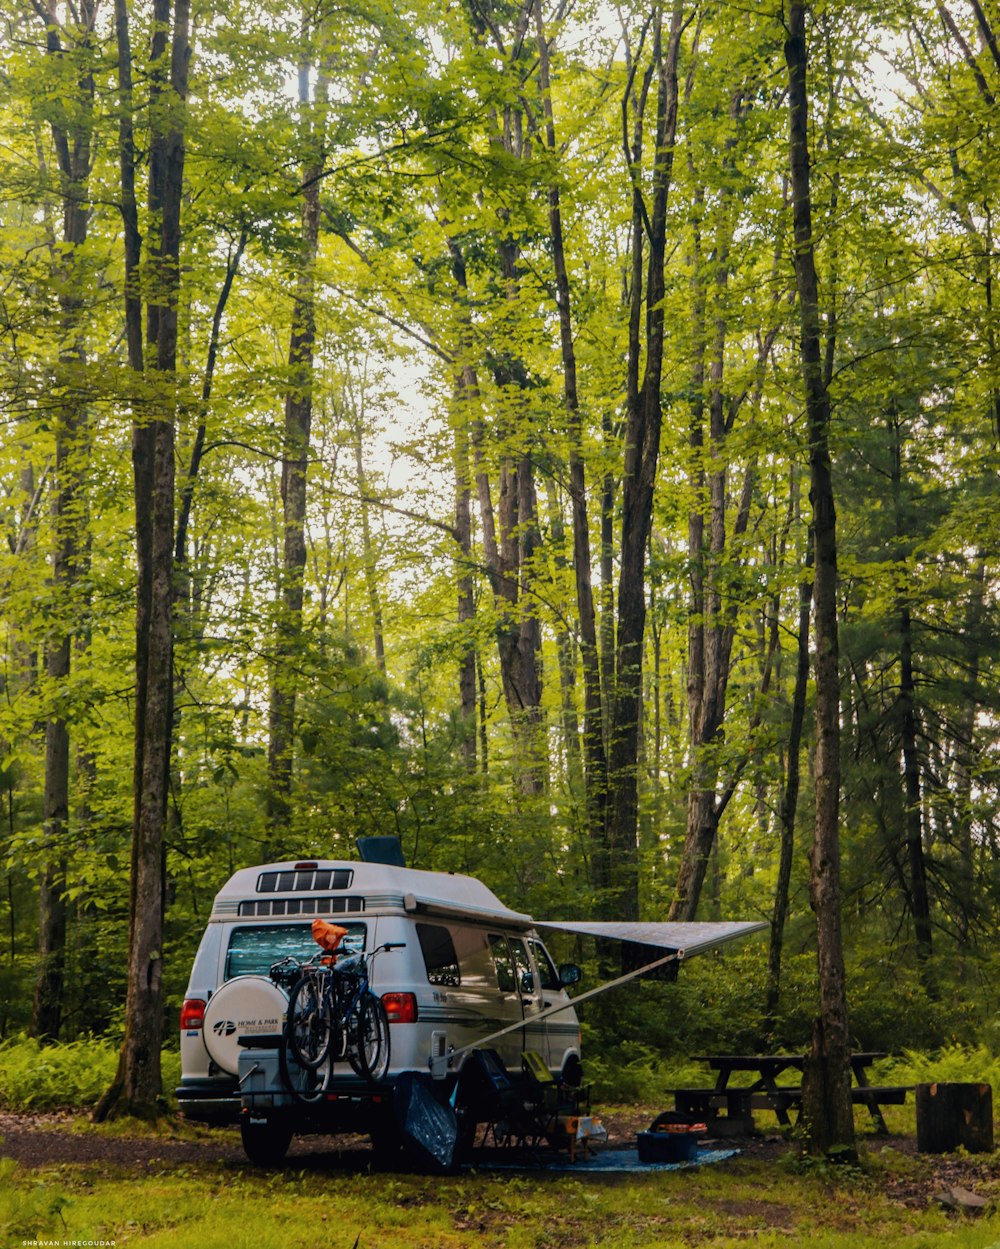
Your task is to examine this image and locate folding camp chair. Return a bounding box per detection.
[520,1051,596,1162]
[454,1049,550,1153]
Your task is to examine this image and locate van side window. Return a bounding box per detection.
[510,938,532,992]
[489,934,516,993]
[417,923,460,987]
[528,939,560,991]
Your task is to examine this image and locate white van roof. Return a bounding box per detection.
[209,859,767,963]
[209,859,534,928]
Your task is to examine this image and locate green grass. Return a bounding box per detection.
[2,1039,1000,1246]
[2,1150,999,1248]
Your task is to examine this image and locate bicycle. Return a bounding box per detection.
[271,942,403,1100]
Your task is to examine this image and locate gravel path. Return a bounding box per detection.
[0,1112,372,1171]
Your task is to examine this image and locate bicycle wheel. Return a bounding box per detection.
[287,971,333,1070]
[278,1033,327,1104]
[350,991,390,1081]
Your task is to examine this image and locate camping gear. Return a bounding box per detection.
[393,1071,458,1171]
[636,1111,707,1164]
[311,919,348,952]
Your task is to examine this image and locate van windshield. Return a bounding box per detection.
[225,922,366,980]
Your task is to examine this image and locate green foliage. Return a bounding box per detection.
[873,1045,1000,1092]
[0,1036,180,1112]
[0,0,999,1120]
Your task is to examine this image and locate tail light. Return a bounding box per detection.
[180,998,206,1030]
[381,992,418,1023]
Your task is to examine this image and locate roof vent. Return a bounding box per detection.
[356,836,406,867]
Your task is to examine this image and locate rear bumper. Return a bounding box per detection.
[176,1077,240,1123]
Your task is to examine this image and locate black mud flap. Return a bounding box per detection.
[393,1071,458,1172]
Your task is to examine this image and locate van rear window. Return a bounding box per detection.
[225,923,366,980]
[417,923,460,987]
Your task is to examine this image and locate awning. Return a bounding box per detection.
[436,918,767,1074]
[535,919,768,958]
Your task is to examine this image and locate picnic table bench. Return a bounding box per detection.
[672,1053,909,1135]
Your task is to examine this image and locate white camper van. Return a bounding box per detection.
[177,856,582,1135]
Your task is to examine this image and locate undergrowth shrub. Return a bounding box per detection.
[873,1045,1000,1090]
[0,1035,181,1111]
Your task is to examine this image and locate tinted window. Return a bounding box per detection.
[528,939,560,991]
[489,934,516,993]
[225,922,366,980]
[417,923,460,986]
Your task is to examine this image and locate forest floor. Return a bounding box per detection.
[2,1106,1000,1248]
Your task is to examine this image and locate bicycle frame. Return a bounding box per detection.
[273,942,403,1094]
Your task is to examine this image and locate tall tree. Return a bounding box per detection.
[96,0,190,1120]
[532,0,607,874]
[607,0,687,919]
[29,0,98,1041]
[267,14,328,844]
[784,0,854,1156]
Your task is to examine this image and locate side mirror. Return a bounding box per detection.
[558,963,581,987]
[519,971,535,994]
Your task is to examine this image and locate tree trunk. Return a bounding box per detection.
[450,239,544,798]
[899,602,932,962]
[785,0,854,1157]
[352,402,386,672]
[953,560,984,945]
[534,0,606,883]
[453,378,478,773]
[889,410,932,965]
[32,0,97,1041]
[765,520,813,1027]
[669,89,760,922]
[96,0,189,1122]
[544,480,584,800]
[608,0,685,921]
[267,26,327,843]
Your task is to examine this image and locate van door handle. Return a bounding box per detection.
[542,1000,552,1008]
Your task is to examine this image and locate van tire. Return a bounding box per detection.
[240,1116,293,1166]
[370,1121,404,1163]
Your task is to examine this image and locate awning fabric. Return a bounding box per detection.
[535,919,768,958]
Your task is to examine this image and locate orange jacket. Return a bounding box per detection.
[311,918,349,952]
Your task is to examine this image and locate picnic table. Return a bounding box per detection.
[673,1053,909,1135]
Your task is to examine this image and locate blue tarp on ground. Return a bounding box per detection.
[465,1147,739,1174]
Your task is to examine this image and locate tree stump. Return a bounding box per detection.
[916,1082,994,1153]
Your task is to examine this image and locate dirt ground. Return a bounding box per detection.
[1,1104,996,1209]
[0,1106,763,1170]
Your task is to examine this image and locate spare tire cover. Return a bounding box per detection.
[203,976,287,1077]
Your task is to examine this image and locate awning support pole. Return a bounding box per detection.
[429,947,684,1078]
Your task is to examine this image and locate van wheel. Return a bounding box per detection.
[370,1121,404,1164]
[454,1109,478,1160]
[240,1117,293,1166]
[561,1054,584,1088]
